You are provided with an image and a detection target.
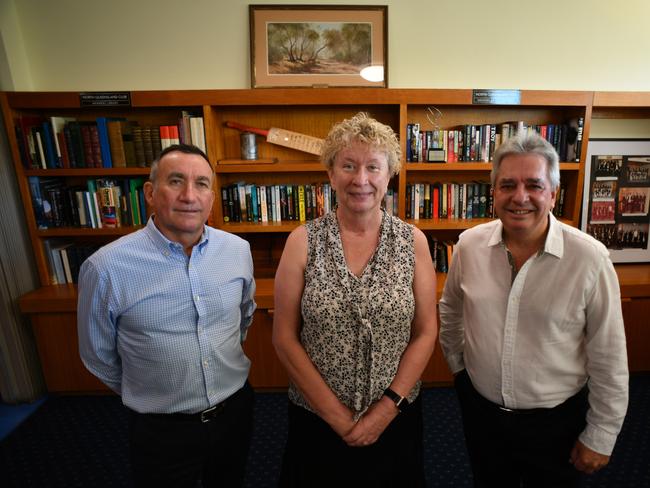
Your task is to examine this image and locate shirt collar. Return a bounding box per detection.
[542,213,563,258]
[487,213,563,259]
[144,216,210,257]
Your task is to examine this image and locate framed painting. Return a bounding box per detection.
[249,5,387,88]
[581,139,650,263]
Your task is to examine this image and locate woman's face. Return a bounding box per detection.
[328,141,391,215]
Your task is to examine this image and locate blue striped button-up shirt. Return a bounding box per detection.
[78,217,256,414]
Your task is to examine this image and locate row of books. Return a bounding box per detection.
[29,176,148,229]
[406,118,584,163]
[43,240,100,285]
[221,183,338,224]
[220,183,402,224]
[425,189,567,273]
[407,181,568,220]
[15,111,205,170]
[553,184,567,219]
[406,182,494,220]
[429,237,455,273]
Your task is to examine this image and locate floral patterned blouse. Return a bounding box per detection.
[288,210,420,417]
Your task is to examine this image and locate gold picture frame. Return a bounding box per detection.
[249,5,388,88]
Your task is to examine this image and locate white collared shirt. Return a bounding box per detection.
[439,214,629,455]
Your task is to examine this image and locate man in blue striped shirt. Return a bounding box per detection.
[78,144,257,487]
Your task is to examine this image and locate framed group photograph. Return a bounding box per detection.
[249,5,387,88]
[581,139,650,263]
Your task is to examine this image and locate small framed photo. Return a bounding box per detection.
[581,139,650,262]
[249,5,388,88]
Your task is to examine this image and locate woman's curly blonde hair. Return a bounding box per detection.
[321,112,401,176]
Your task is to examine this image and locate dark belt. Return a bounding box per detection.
[494,404,550,415]
[460,369,587,416]
[140,383,248,423]
[488,386,588,416]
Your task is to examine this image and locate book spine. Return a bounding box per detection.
[259,185,268,223]
[96,117,113,168]
[274,186,281,222]
[41,122,58,168]
[33,128,47,169]
[107,121,127,167]
[298,185,306,222]
[575,117,584,162]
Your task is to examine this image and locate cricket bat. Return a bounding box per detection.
[225,121,324,156]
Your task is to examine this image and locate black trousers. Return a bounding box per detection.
[128,382,254,488]
[455,369,588,488]
[279,395,426,488]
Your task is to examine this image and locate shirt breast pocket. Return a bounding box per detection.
[560,311,586,332]
[204,279,244,322]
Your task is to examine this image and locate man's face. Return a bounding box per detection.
[493,153,557,244]
[144,151,214,248]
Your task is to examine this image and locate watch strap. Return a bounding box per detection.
[383,387,407,411]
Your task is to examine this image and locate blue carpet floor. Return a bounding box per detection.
[1,376,649,487]
[0,396,46,442]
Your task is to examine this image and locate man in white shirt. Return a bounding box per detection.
[439,132,628,487]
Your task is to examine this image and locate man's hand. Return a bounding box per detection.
[570,440,610,474]
[343,396,398,447]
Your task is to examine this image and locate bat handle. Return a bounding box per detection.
[224,121,269,137]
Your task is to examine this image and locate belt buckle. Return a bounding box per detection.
[200,405,218,423]
[499,406,515,413]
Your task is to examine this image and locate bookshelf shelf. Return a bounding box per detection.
[559,162,581,170]
[220,221,300,233]
[215,162,325,173]
[36,226,143,237]
[406,162,580,172]
[408,218,493,231]
[24,168,151,177]
[406,163,492,172]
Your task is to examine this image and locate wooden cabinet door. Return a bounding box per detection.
[622,297,650,372]
[243,309,289,389]
[421,337,454,385]
[31,312,109,393]
[420,308,453,385]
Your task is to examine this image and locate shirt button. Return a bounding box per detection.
[203,360,208,366]
[195,295,200,301]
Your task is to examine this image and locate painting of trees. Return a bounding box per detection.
[267,22,372,74]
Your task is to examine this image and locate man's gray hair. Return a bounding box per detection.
[491,131,560,190]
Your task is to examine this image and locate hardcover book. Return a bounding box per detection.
[95,117,114,168]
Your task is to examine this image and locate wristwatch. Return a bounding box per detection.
[383,387,408,411]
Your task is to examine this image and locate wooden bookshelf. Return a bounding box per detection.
[3,88,650,392]
[17,266,650,391]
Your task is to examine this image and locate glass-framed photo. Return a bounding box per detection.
[249,5,387,88]
[581,139,650,262]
